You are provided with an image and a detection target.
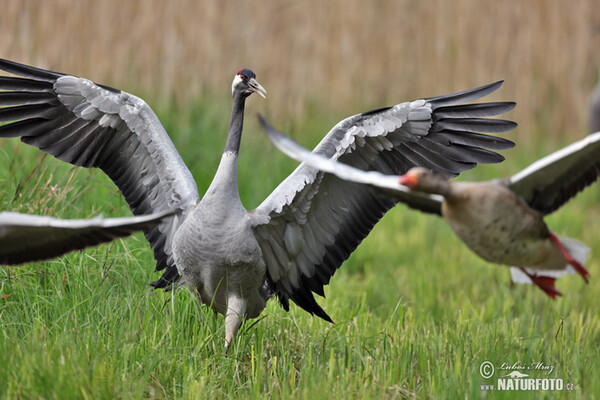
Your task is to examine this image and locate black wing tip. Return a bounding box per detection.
[149,279,162,288]
[433,102,517,121]
[299,295,334,323]
[502,138,516,149]
[257,113,268,128]
[464,133,516,150]
[475,80,504,93]
[429,80,504,98]
[488,80,504,89]
[487,119,518,133]
[430,130,517,150]
[434,118,518,134]
[257,114,298,152]
[426,80,508,107]
[361,106,393,117]
[0,58,121,94]
[0,58,64,81]
[149,266,181,290]
[488,153,505,164]
[257,114,278,138]
[257,114,275,136]
[284,286,334,323]
[149,278,173,291]
[277,293,291,312]
[504,101,516,111]
[0,58,28,71]
[314,307,334,323]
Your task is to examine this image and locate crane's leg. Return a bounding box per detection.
[224,294,246,354]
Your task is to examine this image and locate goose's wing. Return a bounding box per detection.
[0,209,176,265]
[508,131,600,215]
[253,81,516,320]
[261,118,443,215]
[0,59,199,287]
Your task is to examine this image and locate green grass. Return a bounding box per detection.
[0,96,599,399]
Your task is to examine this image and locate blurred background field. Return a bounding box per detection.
[1,0,599,137]
[0,1,599,399]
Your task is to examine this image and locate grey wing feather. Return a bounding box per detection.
[0,58,200,287]
[260,116,443,215]
[253,81,516,320]
[508,131,600,215]
[0,208,176,265]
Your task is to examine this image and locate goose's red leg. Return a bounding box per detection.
[548,231,590,283]
[519,268,562,299]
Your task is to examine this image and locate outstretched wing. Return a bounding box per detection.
[0,208,176,265]
[260,117,443,215]
[253,81,516,320]
[508,131,600,215]
[0,59,199,287]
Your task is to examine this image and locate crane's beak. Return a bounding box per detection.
[248,78,267,99]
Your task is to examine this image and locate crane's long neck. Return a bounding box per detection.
[224,92,246,154]
[205,92,246,204]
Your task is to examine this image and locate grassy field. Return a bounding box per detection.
[0,92,598,399]
[0,1,599,399]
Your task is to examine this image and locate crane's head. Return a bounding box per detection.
[232,69,266,99]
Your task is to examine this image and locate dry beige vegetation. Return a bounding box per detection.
[0,0,598,137]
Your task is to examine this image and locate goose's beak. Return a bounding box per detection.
[399,171,419,189]
[248,78,267,99]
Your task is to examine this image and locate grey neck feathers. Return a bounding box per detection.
[207,151,241,203]
[205,92,247,204]
[422,176,453,197]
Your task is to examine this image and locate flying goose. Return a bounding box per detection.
[0,58,516,350]
[261,119,599,297]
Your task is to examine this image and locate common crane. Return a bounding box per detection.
[0,58,516,350]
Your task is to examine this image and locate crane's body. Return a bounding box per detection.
[173,152,270,344]
[173,196,268,344]
[174,76,271,346]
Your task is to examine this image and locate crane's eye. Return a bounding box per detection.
[240,74,246,80]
